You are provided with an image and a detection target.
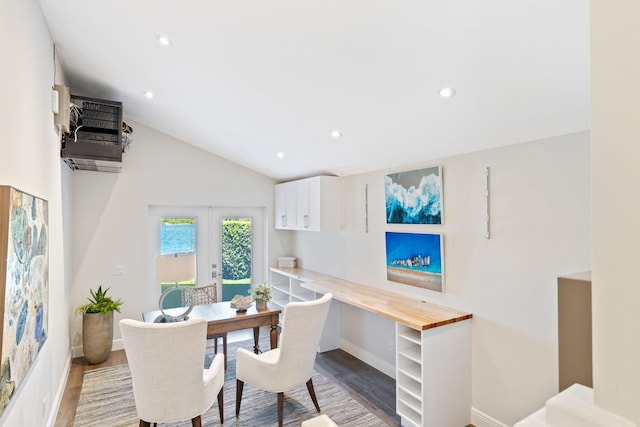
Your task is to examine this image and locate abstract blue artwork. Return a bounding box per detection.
[385,232,443,292]
[0,186,49,416]
[385,166,442,224]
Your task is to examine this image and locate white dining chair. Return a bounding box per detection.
[235,293,333,427]
[120,318,225,426]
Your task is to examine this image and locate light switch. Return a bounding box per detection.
[113,265,125,276]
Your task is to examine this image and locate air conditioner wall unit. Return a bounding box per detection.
[60,94,123,173]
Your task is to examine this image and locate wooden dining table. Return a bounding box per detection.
[142,302,281,355]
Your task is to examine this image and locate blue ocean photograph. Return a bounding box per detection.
[385,231,443,292]
[385,166,442,224]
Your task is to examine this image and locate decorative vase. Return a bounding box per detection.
[82,311,114,364]
[256,300,268,311]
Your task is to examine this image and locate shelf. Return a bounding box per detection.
[270,273,289,287]
[398,360,422,383]
[398,377,422,400]
[270,268,317,304]
[398,345,421,364]
[398,388,422,414]
[291,289,315,301]
[398,326,422,344]
[397,401,421,427]
[272,284,289,295]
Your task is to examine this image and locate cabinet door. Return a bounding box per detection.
[306,177,321,231]
[275,183,288,229]
[275,182,297,229]
[284,182,298,228]
[295,177,322,231]
[296,179,311,230]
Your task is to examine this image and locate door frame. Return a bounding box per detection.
[148,205,266,302]
[211,207,266,299]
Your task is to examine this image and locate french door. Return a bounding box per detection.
[211,208,265,301]
[148,206,265,308]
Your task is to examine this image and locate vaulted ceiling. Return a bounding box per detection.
[39,0,590,181]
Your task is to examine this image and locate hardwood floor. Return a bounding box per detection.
[54,347,400,426]
[315,349,401,426]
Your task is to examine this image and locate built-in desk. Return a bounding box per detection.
[269,267,473,427]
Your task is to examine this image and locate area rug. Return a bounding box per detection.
[73,338,389,426]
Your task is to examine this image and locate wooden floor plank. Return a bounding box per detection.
[315,349,401,426]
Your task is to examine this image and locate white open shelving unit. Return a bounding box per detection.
[396,321,471,427]
[397,324,424,426]
[269,267,341,352]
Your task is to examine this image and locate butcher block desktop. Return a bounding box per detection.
[302,276,472,330]
[269,267,473,427]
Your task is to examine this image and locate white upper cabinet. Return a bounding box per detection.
[275,181,297,229]
[275,176,340,231]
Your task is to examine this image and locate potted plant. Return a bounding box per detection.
[76,285,124,364]
[251,283,272,310]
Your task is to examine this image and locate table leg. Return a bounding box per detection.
[270,321,278,349]
[253,327,260,354]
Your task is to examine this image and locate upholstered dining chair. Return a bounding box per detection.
[120,318,225,427]
[183,283,228,368]
[235,293,333,427]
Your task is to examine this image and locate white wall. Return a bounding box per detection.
[0,0,72,425]
[69,121,288,351]
[591,0,640,423]
[293,131,591,426]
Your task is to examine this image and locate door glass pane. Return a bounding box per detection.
[160,217,196,308]
[221,217,252,301]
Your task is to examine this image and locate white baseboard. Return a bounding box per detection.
[471,407,509,427]
[71,338,124,359]
[46,350,72,427]
[113,338,124,351]
[339,339,396,378]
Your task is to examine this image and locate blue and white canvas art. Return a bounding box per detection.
[385,166,442,224]
[0,186,49,415]
[385,232,443,292]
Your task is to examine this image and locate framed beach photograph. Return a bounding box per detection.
[385,166,442,224]
[0,186,49,415]
[385,231,444,292]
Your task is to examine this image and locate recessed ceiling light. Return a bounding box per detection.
[331,130,342,139]
[438,87,456,98]
[277,152,284,159]
[157,35,171,46]
[144,90,154,99]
